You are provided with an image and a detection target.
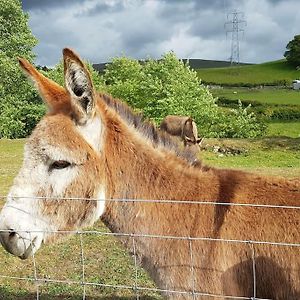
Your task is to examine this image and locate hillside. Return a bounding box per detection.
[93,58,251,73]
[196,60,300,85]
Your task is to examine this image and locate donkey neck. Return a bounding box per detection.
[99,108,218,234]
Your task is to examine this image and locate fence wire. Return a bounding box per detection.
[0,195,299,300]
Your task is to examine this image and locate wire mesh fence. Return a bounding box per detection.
[0,195,299,299]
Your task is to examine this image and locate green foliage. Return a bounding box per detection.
[217,97,300,121]
[0,0,40,138]
[284,35,300,67]
[102,53,265,138]
[0,0,37,59]
[0,96,45,138]
[267,106,300,120]
[203,79,289,88]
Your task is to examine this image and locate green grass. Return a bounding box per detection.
[201,137,300,178]
[267,121,300,138]
[0,137,299,298]
[211,87,300,105]
[197,60,300,85]
[0,139,24,195]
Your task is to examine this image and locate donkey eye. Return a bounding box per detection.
[50,160,71,170]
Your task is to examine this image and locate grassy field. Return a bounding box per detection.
[196,60,300,85]
[267,121,300,138]
[0,137,299,298]
[201,137,300,178]
[211,87,300,105]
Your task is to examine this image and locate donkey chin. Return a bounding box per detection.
[0,194,49,259]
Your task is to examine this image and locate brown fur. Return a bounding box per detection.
[15,50,300,299]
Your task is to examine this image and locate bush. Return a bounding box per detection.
[102,53,265,138]
[203,80,289,88]
[0,96,45,138]
[269,106,300,120]
[217,97,300,121]
[0,0,40,139]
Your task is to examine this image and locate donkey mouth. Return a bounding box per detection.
[18,235,39,260]
[0,232,40,260]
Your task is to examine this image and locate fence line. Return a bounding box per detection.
[79,232,86,300]
[249,243,256,299]
[1,228,299,248]
[0,196,299,299]
[29,231,40,300]
[1,195,300,210]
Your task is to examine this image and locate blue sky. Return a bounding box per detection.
[22,0,300,66]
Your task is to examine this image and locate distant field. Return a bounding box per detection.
[211,87,300,105]
[267,121,300,138]
[197,60,300,85]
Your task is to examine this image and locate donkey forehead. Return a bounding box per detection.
[27,114,96,163]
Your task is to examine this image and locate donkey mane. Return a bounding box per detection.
[100,93,206,167]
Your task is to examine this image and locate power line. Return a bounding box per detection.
[224,10,247,65]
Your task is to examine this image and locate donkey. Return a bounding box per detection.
[160,115,202,148]
[0,49,299,300]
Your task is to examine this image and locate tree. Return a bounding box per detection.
[0,0,42,138]
[284,35,300,67]
[102,53,265,138]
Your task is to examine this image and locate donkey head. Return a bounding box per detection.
[183,118,202,149]
[0,49,106,259]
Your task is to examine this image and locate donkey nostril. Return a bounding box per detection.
[8,230,16,239]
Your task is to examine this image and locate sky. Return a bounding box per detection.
[21,0,300,66]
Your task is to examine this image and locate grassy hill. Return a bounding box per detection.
[196,60,300,85]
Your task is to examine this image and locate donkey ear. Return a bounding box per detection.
[196,138,203,144]
[63,48,95,125]
[18,58,70,112]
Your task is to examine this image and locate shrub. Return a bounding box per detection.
[0,96,45,138]
[202,80,289,88]
[217,97,300,121]
[0,0,40,138]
